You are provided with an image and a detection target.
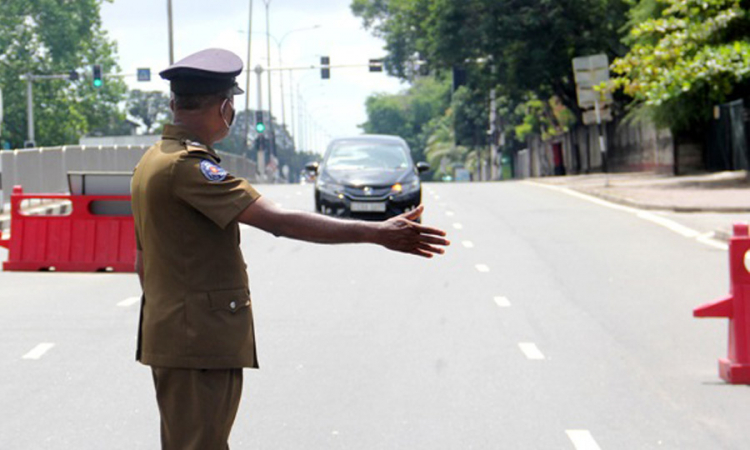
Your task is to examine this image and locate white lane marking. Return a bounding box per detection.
[117,296,141,307]
[636,211,699,238]
[526,181,725,251]
[475,264,490,273]
[526,181,635,213]
[696,232,729,251]
[494,296,511,307]
[434,195,441,200]
[23,343,55,360]
[276,203,283,208]
[519,342,545,360]
[446,211,455,217]
[462,240,474,248]
[453,223,463,230]
[566,430,602,450]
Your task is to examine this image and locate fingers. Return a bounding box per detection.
[408,248,434,258]
[419,234,451,246]
[410,222,447,237]
[417,243,446,255]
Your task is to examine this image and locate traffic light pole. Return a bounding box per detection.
[19,73,72,147]
[254,65,266,177]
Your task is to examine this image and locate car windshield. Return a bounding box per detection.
[325,143,410,170]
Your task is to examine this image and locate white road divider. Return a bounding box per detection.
[475,264,490,273]
[519,342,545,360]
[494,296,511,307]
[117,296,141,307]
[23,343,55,360]
[566,430,602,450]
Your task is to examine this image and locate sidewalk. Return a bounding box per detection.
[530,171,750,242]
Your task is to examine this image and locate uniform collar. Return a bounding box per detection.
[161,124,220,160]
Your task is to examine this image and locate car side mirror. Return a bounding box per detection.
[416,162,430,173]
[305,161,319,173]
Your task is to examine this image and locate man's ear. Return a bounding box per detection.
[169,98,175,113]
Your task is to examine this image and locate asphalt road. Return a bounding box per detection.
[0,181,745,449]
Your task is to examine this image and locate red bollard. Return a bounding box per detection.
[694,223,750,384]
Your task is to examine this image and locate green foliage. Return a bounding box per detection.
[127,90,171,134]
[610,0,750,130]
[514,95,577,141]
[0,0,127,148]
[359,76,451,161]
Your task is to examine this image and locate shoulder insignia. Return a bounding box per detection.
[183,139,209,152]
[200,159,228,182]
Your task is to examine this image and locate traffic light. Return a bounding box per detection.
[369,59,383,72]
[92,64,103,87]
[255,110,266,133]
[320,56,330,80]
[68,70,80,81]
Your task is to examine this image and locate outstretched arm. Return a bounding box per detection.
[237,198,449,258]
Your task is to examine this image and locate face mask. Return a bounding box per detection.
[221,98,235,129]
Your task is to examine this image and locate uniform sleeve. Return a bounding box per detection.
[172,156,261,229]
[135,225,143,251]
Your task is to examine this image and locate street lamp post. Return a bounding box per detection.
[276,25,320,134]
[263,0,274,157]
[167,0,174,64]
[243,0,254,155]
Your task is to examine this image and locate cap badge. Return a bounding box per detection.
[200,160,228,182]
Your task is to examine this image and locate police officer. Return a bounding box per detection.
[131,48,449,450]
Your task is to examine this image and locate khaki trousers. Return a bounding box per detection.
[151,367,243,450]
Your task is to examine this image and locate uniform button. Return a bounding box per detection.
[230,301,236,310]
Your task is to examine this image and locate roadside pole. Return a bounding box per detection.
[25,75,34,147]
[489,87,498,180]
[572,54,613,186]
[254,65,265,178]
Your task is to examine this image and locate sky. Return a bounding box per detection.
[99,0,407,152]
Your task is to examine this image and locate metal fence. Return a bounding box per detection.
[0,144,258,206]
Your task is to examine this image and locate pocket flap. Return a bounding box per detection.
[208,288,251,313]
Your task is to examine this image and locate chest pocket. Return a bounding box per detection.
[185,288,255,359]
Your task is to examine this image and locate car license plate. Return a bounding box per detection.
[351,202,386,213]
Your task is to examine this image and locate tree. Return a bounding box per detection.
[610,0,750,131]
[127,90,171,134]
[360,75,451,162]
[0,0,127,148]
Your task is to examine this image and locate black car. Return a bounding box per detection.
[306,135,430,220]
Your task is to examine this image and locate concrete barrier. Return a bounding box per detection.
[1,144,258,205]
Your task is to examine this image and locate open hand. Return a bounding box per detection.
[377,205,450,258]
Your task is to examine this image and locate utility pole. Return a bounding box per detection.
[254,65,265,177]
[25,75,34,147]
[263,0,275,157]
[167,0,174,65]
[243,0,254,155]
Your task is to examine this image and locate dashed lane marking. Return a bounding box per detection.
[475,264,490,273]
[117,296,141,307]
[526,181,727,251]
[453,223,463,230]
[23,343,55,360]
[446,211,455,217]
[566,430,602,450]
[494,296,511,307]
[462,240,474,248]
[519,342,545,360]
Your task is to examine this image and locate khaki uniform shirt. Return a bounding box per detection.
[131,124,261,369]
